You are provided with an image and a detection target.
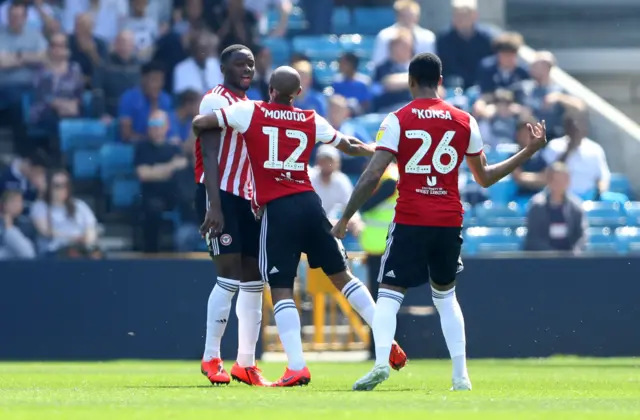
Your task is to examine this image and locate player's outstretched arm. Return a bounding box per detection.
[331,150,395,239]
[467,121,547,188]
[334,136,376,157]
[200,129,225,237]
[192,113,222,135]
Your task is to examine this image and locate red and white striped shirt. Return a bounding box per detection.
[194,85,253,200]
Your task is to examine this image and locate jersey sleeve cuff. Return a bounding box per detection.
[465,150,483,156]
[376,146,397,155]
[324,131,340,145]
[216,109,228,128]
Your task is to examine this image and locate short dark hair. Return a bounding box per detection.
[141,60,165,75]
[493,32,524,53]
[220,44,251,63]
[177,89,201,107]
[340,52,359,69]
[408,53,442,88]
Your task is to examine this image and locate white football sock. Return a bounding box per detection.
[202,277,239,361]
[373,289,403,367]
[342,278,376,326]
[236,280,264,367]
[273,299,306,371]
[431,286,468,379]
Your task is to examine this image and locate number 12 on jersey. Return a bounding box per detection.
[405,130,458,185]
[263,127,308,171]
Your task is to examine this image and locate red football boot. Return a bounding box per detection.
[389,341,408,371]
[201,358,231,385]
[271,366,311,387]
[230,363,272,386]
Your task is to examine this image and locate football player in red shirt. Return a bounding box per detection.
[193,66,408,387]
[196,45,269,386]
[332,53,547,392]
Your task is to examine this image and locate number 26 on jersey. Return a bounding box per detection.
[405,130,458,186]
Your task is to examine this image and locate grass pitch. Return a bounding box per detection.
[1,358,639,419]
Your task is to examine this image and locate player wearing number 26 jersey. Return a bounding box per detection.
[335,53,548,393]
[193,66,409,387]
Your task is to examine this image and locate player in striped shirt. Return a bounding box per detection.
[195,45,269,387]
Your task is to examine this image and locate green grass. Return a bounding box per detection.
[1,358,640,419]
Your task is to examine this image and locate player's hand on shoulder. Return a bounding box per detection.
[525,120,547,151]
[200,206,225,238]
[331,219,349,239]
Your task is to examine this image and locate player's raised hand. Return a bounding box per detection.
[200,206,225,238]
[331,219,348,239]
[526,120,547,151]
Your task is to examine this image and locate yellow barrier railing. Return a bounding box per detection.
[262,255,370,352]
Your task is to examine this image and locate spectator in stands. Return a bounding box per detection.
[542,110,611,200]
[93,30,141,118]
[61,0,128,43]
[511,51,581,140]
[524,162,586,253]
[134,109,189,252]
[120,0,159,63]
[30,169,99,257]
[309,145,362,235]
[170,89,200,153]
[332,52,372,115]
[477,89,520,148]
[241,0,292,38]
[29,33,84,133]
[324,95,371,175]
[118,60,174,142]
[292,59,326,116]
[215,0,258,53]
[512,117,548,205]
[0,0,57,36]
[372,28,413,112]
[248,44,273,101]
[173,31,222,95]
[372,0,435,67]
[171,0,209,36]
[0,190,36,260]
[436,0,493,90]
[68,13,108,88]
[476,32,529,95]
[0,151,48,214]
[0,2,47,107]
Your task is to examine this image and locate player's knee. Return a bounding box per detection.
[240,256,261,282]
[379,283,406,294]
[214,254,243,280]
[270,287,293,304]
[327,269,354,291]
[430,278,456,291]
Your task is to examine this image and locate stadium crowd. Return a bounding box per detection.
[0,0,633,260]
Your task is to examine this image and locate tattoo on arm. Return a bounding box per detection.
[341,150,395,221]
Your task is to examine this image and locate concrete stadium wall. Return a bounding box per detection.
[0,257,638,360]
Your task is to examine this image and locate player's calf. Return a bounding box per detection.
[270,288,309,384]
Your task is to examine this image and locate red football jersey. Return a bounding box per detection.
[216,101,340,207]
[376,98,484,227]
[195,85,252,200]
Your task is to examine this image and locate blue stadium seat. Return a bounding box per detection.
[484,149,513,164]
[352,7,396,34]
[342,232,361,252]
[585,227,617,253]
[583,200,625,228]
[21,93,48,137]
[292,35,340,62]
[339,34,376,59]
[332,7,352,34]
[263,38,291,66]
[486,175,516,204]
[615,226,640,253]
[624,201,640,226]
[59,119,108,154]
[349,113,386,139]
[100,144,135,182]
[81,91,93,117]
[312,61,338,87]
[72,149,101,179]
[475,201,525,228]
[462,202,478,227]
[267,6,307,33]
[463,227,520,255]
[358,60,375,78]
[609,173,632,198]
[111,179,140,208]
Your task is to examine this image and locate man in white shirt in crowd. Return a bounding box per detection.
[310,145,363,235]
[371,0,435,67]
[173,31,222,95]
[542,109,611,200]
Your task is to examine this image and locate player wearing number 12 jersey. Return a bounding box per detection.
[333,53,548,392]
[193,66,409,387]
